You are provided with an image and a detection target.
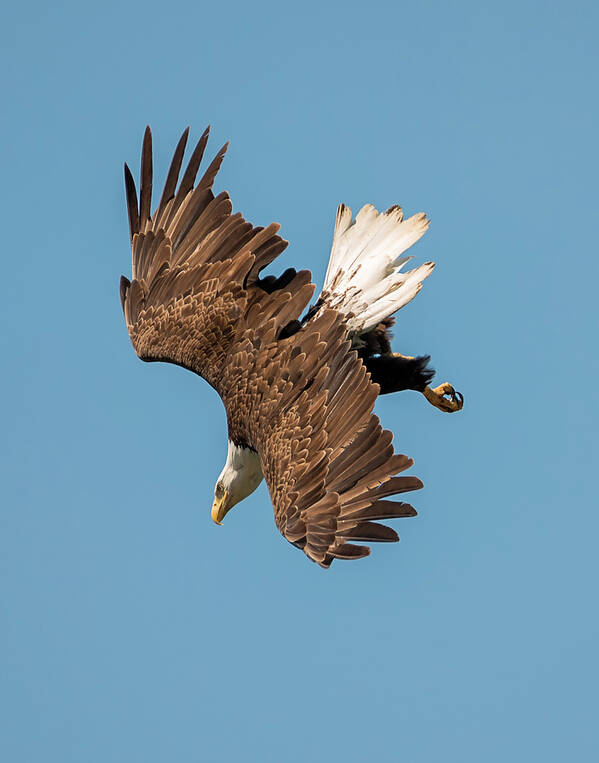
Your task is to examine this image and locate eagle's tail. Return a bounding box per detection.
[321,203,434,335]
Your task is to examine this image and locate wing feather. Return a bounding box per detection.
[139,126,153,230]
[173,126,210,206]
[156,127,189,218]
[124,163,140,240]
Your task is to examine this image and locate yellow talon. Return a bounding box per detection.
[423,382,464,413]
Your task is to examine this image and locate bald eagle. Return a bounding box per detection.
[120,127,462,568]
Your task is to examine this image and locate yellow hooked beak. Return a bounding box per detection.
[211,490,229,526]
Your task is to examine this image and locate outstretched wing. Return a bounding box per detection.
[220,302,423,568]
[120,126,288,388]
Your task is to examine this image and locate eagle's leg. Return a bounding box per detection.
[385,353,464,412]
[423,382,463,413]
[362,352,463,412]
[357,322,463,411]
[362,353,435,395]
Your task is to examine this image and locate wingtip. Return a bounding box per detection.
[139,127,154,226]
[124,162,139,238]
[142,125,152,151]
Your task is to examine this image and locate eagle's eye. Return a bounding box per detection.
[215,483,224,498]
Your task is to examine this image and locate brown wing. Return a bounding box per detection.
[219,299,423,568]
[120,126,288,388]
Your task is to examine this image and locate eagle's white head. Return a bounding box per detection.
[211,440,264,524]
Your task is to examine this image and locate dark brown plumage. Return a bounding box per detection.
[120,126,438,567]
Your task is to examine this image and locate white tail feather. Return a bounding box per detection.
[321,203,434,334]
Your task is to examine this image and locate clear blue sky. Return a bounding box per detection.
[2,1,598,760]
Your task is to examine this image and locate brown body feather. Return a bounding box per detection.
[120,127,423,567]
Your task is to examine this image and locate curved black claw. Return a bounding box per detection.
[448,387,464,411]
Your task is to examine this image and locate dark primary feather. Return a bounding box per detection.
[124,164,139,240]
[120,127,423,567]
[139,126,153,229]
[157,126,189,215]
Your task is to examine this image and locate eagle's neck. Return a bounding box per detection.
[217,440,263,508]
